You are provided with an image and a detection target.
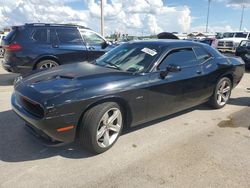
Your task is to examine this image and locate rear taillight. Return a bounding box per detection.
[3,43,22,51]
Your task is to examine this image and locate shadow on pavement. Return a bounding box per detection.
[0,73,19,86]
[0,105,206,163]
[0,110,95,163]
[228,97,250,107]
[123,99,227,136]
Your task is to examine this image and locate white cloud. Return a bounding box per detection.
[0,0,192,36]
[0,0,88,28]
[217,0,250,8]
[86,0,192,35]
[191,25,235,33]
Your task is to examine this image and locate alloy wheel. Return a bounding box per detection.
[96,108,122,148]
[39,61,58,69]
[216,80,231,106]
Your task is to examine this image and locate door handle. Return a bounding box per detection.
[52,44,59,48]
[88,46,95,50]
[196,70,202,74]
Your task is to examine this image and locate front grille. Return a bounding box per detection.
[225,42,233,47]
[218,41,234,47]
[218,41,224,46]
[16,94,44,118]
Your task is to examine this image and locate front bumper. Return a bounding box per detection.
[217,47,236,53]
[11,93,77,144]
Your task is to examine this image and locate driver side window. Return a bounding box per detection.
[158,48,197,70]
[81,30,105,45]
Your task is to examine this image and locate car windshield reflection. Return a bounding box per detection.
[94,43,166,73]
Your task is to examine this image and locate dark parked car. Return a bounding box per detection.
[235,40,250,69]
[12,40,245,153]
[2,23,111,74]
[186,38,215,46]
[157,32,179,39]
[199,38,215,46]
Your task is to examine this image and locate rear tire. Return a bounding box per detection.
[209,77,232,109]
[36,59,59,70]
[79,102,123,154]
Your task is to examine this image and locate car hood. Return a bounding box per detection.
[15,62,134,102]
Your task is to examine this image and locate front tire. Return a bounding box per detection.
[79,102,123,154]
[209,77,232,109]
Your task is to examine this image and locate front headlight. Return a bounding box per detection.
[234,42,240,47]
[14,76,23,85]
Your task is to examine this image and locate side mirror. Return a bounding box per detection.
[101,41,109,49]
[160,64,181,79]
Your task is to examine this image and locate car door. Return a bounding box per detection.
[180,47,212,108]
[50,28,88,64]
[30,27,51,59]
[80,30,108,61]
[146,47,205,120]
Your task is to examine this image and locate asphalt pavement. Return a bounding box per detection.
[0,63,250,188]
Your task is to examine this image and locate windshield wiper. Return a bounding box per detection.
[104,61,121,70]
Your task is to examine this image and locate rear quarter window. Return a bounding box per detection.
[193,47,211,63]
[4,29,17,43]
[32,28,48,43]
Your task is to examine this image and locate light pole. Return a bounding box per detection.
[100,0,104,36]
[239,3,245,31]
[206,0,211,33]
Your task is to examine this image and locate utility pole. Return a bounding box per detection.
[206,0,211,33]
[239,3,245,31]
[100,0,104,36]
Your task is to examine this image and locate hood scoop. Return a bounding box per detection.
[55,75,75,80]
[32,74,75,84]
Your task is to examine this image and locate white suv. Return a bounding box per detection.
[217,32,250,53]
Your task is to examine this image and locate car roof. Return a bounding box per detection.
[127,39,222,58]
[12,23,91,30]
[128,39,208,48]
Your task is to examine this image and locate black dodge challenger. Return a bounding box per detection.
[12,40,245,153]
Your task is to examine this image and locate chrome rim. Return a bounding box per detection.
[96,108,122,148]
[216,80,231,106]
[39,61,58,69]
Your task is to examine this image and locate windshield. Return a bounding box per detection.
[95,43,166,73]
[235,32,248,38]
[223,32,248,38]
[223,33,234,38]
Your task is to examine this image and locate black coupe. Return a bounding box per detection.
[12,40,245,153]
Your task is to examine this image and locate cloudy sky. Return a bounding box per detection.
[0,0,250,36]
